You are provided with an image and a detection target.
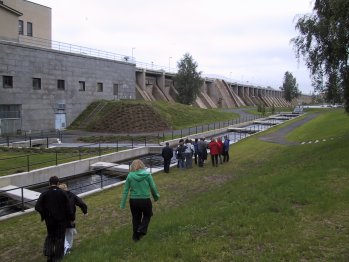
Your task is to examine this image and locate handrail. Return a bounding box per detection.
[0,37,177,74]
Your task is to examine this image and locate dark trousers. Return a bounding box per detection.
[198,152,204,167]
[223,151,230,162]
[163,158,171,173]
[44,219,66,261]
[218,154,223,164]
[211,154,218,166]
[130,198,153,240]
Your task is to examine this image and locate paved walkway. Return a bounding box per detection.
[259,113,318,145]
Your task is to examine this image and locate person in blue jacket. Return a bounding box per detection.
[120,159,160,241]
[223,136,230,162]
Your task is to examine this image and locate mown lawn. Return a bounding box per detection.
[0,148,121,177]
[0,109,348,261]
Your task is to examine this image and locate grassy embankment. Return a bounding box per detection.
[1,109,348,261]
[75,100,240,142]
[245,106,293,116]
[70,100,238,131]
[66,109,349,261]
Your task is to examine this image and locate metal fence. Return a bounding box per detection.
[6,37,174,73]
[0,137,157,176]
[0,115,264,175]
[0,153,164,217]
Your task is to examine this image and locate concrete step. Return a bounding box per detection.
[0,185,41,207]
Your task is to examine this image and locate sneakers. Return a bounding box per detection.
[64,248,71,255]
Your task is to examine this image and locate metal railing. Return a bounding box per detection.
[0,153,164,217]
[0,136,162,176]
[2,37,176,74]
[0,114,265,176]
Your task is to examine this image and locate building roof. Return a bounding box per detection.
[24,0,51,9]
[0,1,23,16]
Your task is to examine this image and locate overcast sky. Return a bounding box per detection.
[32,0,314,94]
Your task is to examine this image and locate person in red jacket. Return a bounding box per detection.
[217,137,224,164]
[208,138,219,167]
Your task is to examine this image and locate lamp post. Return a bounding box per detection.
[169,56,172,72]
[132,47,136,63]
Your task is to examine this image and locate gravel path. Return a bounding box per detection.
[259,113,319,145]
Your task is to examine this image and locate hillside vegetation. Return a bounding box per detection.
[69,100,237,132]
[1,109,348,261]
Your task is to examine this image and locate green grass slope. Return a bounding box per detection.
[1,109,348,261]
[69,100,238,132]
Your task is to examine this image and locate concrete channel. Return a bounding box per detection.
[0,112,301,220]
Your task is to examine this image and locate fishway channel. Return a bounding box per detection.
[0,112,301,219]
[0,153,177,218]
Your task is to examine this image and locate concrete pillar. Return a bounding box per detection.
[136,69,146,90]
[156,72,165,91]
[237,85,242,97]
[244,86,249,97]
[232,84,238,95]
[206,81,215,96]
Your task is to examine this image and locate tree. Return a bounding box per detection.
[292,0,349,112]
[280,71,300,102]
[174,53,203,105]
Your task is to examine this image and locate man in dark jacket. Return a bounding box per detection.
[197,138,208,167]
[35,176,74,262]
[175,139,187,169]
[161,142,173,173]
[59,183,88,255]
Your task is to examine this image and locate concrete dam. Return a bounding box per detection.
[135,69,299,109]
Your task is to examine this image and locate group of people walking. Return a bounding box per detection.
[35,135,231,260]
[162,136,231,171]
[174,138,196,169]
[208,136,230,167]
[35,176,88,261]
[36,158,159,261]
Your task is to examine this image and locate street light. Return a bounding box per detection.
[132,47,136,62]
[169,56,172,72]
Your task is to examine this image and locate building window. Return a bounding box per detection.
[3,76,13,88]
[19,20,23,35]
[79,81,85,91]
[113,84,119,97]
[32,78,41,90]
[97,82,103,92]
[57,80,65,90]
[27,22,33,36]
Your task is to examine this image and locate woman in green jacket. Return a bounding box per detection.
[120,159,160,241]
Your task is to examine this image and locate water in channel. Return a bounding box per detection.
[0,114,297,217]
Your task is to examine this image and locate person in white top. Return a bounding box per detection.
[184,139,195,168]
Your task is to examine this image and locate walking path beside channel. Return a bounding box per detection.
[259,113,318,145]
